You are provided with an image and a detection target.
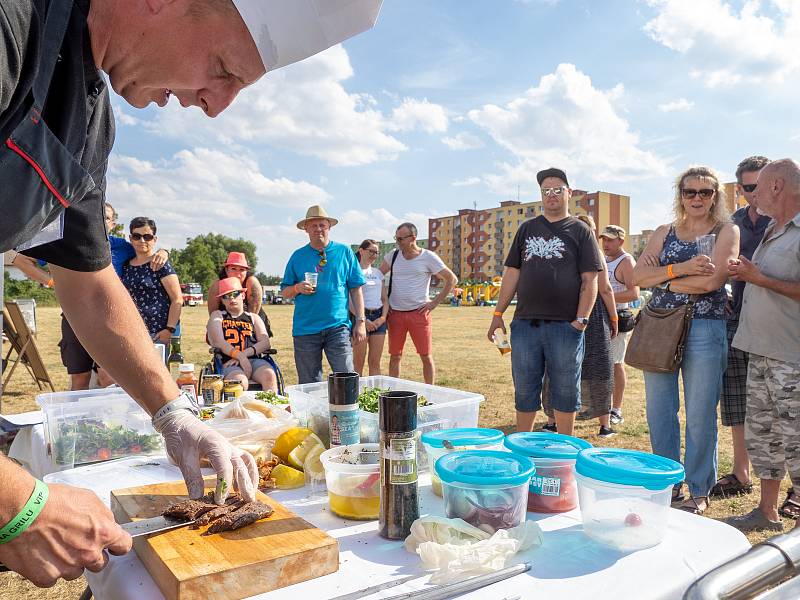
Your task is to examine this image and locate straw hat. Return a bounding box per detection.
[224,251,250,269]
[297,205,339,230]
[217,277,247,298]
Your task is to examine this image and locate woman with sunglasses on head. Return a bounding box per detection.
[633,166,740,515]
[207,277,277,392]
[208,252,272,338]
[352,239,389,375]
[120,217,183,346]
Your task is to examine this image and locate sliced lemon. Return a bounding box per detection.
[303,444,326,480]
[272,427,313,462]
[287,433,325,470]
[271,464,306,489]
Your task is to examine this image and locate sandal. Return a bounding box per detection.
[779,489,800,520]
[710,473,754,498]
[671,484,685,504]
[678,495,708,515]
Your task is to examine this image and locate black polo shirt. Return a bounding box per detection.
[731,206,771,315]
[1,0,113,271]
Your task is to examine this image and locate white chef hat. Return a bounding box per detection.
[232,0,383,71]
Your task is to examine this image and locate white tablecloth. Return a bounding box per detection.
[44,456,751,600]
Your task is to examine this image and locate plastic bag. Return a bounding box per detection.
[206,398,297,460]
[404,516,490,553]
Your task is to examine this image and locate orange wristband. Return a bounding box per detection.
[666,264,676,279]
[46,279,54,288]
[493,311,503,317]
[610,314,619,322]
[230,348,239,358]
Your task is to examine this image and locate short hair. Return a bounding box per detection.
[396,222,417,237]
[129,216,157,235]
[576,214,596,233]
[104,202,118,221]
[672,166,729,225]
[735,156,770,183]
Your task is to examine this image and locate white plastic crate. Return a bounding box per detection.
[36,388,163,470]
[286,375,484,449]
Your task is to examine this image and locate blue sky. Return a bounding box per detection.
[108,0,800,275]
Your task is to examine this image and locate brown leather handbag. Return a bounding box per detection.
[624,297,698,373]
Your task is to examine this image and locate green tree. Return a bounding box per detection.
[256,273,283,286]
[169,234,259,294]
[3,272,58,306]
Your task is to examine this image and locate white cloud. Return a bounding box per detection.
[658,98,695,112]
[334,208,439,246]
[145,46,408,167]
[451,177,482,187]
[467,63,668,195]
[442,132,485,151]
[644,0,800,87]
[387,98,449,133]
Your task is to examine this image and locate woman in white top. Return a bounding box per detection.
[351,239,389,375]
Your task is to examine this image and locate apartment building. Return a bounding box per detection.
[429,190,630,281]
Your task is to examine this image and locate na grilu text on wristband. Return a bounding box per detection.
[0,479,48,544]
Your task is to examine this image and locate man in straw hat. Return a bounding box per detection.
[282,205,367,383]
[0,0,381,585]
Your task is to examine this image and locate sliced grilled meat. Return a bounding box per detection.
[162,493,216,521]
[204,500,273,535]
[191,497,247,529]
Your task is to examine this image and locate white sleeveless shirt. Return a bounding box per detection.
[606,252,632,309]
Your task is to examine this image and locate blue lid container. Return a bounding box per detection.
[421,427,505,449]
[504,432,592,460]
[576,448,684,491]
[435,450,535,487]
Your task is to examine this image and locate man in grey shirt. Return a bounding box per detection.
[725,159,800,532]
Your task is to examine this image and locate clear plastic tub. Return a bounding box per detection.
[286,376,483,446]
[320,443,380,520]
[575,448,684,551]
[36,388,163,470]
[421,428,506,497]
[436,450,534,534]
[504,432,592,513]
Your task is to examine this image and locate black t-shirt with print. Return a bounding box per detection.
[504,216,603,321]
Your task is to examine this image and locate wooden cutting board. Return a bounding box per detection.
[111,480,339,600]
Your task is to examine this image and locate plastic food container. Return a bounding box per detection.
[320,443,381,520]
[36,388,163,470]
[435,450,535,534]
[575,448,685,551]
[504,432,592,513]
[421,428,506,497]
[286,376,483,446]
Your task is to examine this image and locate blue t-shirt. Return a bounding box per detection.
[109,236,136,277]
[281,241,365,336]
[121,260,177,337]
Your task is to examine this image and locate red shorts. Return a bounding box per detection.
[387,309,432,356]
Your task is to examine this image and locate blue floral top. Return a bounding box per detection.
[121,260,177,337]
[648,226,727,319]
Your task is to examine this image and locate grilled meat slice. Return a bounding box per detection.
[204,500,274,535]
[191,497,247,529]
[162,493,216,521]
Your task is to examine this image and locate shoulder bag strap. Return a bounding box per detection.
[386,249,399,299]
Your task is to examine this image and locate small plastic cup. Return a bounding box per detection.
[696,234,715,257]
[492,329,511,356]
[304,272,318,291]
[320,443,381,520]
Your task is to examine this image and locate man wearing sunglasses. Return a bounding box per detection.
[0,0,382,586]
[282,206,367,384]
[710,156,771,502]
[487,167,603,435]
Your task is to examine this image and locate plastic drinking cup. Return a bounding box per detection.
[696,234,715,257]
[304,272,318,292]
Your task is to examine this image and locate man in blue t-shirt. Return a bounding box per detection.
[282,206,366,383]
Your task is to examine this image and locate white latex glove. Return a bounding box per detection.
[153,408,258,504]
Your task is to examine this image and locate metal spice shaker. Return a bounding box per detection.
[378,391,419,539]
[328,372,361,446]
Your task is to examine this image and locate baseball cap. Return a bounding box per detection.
[599,225,626,240]
[536,167,569,187]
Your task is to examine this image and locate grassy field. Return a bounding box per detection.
[1,304,793,597]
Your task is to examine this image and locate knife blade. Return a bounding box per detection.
[0,516,193,573]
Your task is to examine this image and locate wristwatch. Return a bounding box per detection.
[165,325,176,334]
[355,316,366,322]
[575,317,589,326]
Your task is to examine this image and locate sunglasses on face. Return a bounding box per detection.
[318,250,327,267]
[741,183,757,193]
[221,290,244,301]
[681,188,716,200]
[541,187,567,196]
[394,234,413,242]
[130,233,155,241]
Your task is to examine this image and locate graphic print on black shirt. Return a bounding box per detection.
[220,311,256,358]
[505,216,602,321]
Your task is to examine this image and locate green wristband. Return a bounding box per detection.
[0,479,49,544]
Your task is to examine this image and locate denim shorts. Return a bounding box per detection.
[510,319,585,413]
[365,307,387,335]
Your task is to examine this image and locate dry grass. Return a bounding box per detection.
[1,304,794,597]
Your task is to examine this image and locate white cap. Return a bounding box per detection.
[232,0,383,71]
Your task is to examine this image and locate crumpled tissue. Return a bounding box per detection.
[405,516,543,583]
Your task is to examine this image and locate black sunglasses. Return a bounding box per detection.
[130,233,155,241]
[221,290,244,300]
[741,183,757,193]
[681,188,715,200]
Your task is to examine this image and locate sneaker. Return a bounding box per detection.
[542,423,557,433]
[724,508,783,532]
[598,425,616,438]
[610,410,624,425]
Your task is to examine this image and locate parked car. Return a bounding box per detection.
[180,282,203,306]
